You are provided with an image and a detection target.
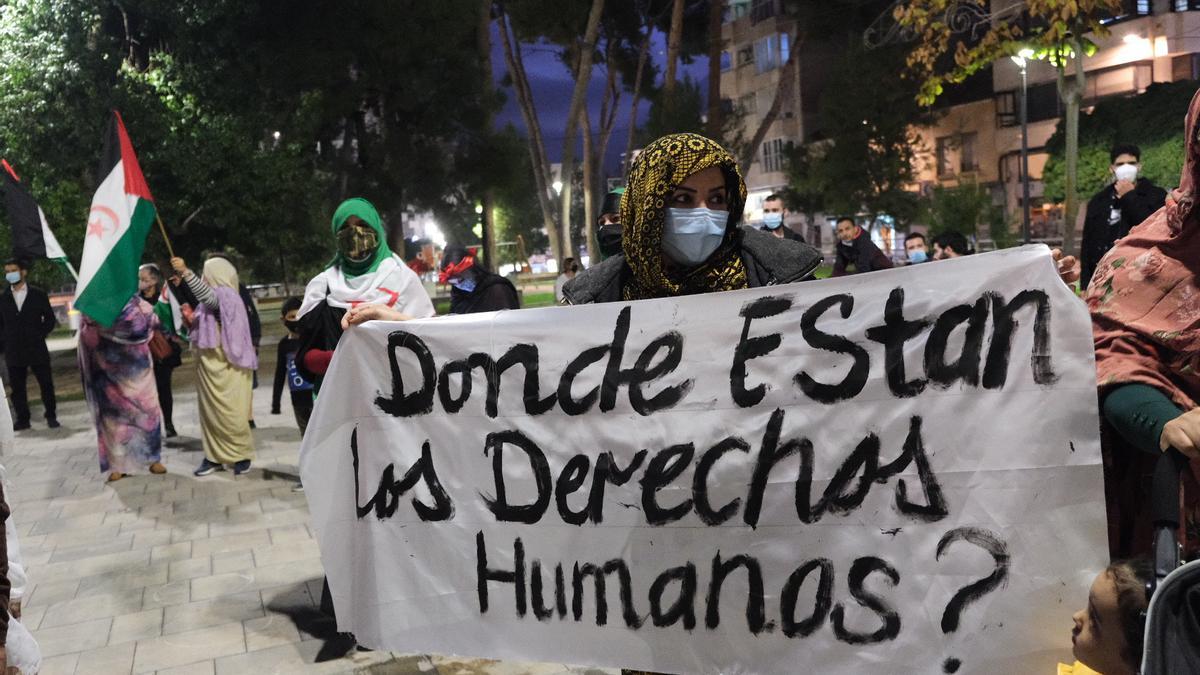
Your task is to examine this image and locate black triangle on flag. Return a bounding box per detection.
[1,160,47,262]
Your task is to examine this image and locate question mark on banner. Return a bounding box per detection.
[936,527,1010,674]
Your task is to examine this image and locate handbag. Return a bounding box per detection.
[148,330,174,363]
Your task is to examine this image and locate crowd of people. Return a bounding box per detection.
[0,100,1192,672]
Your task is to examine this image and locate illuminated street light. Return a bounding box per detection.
[1010,48,1034,244]
[552,179,563,195]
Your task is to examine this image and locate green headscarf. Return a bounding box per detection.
[331,197,392,278]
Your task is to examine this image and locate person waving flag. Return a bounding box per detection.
[75,111,157,327]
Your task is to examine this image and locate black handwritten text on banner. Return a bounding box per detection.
[300,246,1107,675]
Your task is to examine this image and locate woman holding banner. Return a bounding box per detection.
[295,197,435,389]
[172,255,257,477]
[1087,87,1200,562]
[78,293,167,482]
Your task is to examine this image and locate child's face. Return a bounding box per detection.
[283,309,299,323]
[1072,571,1135,675]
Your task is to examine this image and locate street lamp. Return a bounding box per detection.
[551,179,563,196]
[1010,48,1034,245]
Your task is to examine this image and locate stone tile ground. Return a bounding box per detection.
[8,388,615,675]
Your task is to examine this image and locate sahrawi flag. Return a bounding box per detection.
[75,111,156,327]
[0,160,70,267]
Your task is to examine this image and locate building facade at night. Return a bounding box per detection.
[723,0,1200,254]
[912,0,1200,246]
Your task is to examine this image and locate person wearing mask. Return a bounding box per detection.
[272,296,313,492]
[172,256,258,477]
[560,133,821,303]
[78,292,167,482]
[597,188,624,260]
[439,245,519,314]
[1080,144,1167,290]
[760,193,805,242]
[832,217,893,276]
[904,232,930,265]
[553,257,579,304]
[139,264,183,437]
[296,197,435,393]
[932,231,974,260]
[0,259,58,430]
[294,197,434,646]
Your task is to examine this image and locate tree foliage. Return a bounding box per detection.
[785,44,927,227]
[919,180,1010,247]
[0,0,509,286]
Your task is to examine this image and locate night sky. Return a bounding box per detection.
[491,26,710,176]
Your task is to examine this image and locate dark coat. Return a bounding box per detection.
[0,284,56,367]
[238,284,261,346]
[832,232,893,277]
[449,273,520,314]
[763,225,806,244]
[562,227,823,305]
[1081,177,1167,290]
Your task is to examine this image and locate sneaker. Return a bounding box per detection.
[47,419,61,429]
[164,426,178,438]
[233,460,251,476]
[193,459,223,477]
[291,482,305,493]
[248,420,257,429]
[12,421,29,431]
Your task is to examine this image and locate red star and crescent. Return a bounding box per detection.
[87,205,119,238]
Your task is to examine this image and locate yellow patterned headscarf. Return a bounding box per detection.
[621,133,748,300]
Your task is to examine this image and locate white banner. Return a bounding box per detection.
[300,246,1108,675]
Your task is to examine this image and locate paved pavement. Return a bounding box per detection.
[7,384,616,674]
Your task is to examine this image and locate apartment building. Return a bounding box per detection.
[913,0,1200,243]
[719,0,818,242]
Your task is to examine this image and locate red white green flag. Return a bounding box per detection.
[75,111,156,327]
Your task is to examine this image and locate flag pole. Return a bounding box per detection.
[155,211,175,258]
[60,259,80,282]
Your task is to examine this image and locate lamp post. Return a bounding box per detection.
[1010,49,1034,245]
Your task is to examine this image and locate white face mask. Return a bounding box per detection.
[662,207,728,267]
[1114,164,1138,183]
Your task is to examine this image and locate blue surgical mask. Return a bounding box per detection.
[662,208,728,267]
[908,250,928,264]
[762,212,783,229]
[450,277,476,293]
[5,272,20,284]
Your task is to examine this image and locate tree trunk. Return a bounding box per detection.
[665,0,684,98]
[1061,39,1087,256]
[622,25,653,174]
[557,0,606,262]
[497,6,562,262]
[706,0,725,137]
[738,28,802,173]
[593,47,620,203]
[582,107,599,263]
[478,0,499,271]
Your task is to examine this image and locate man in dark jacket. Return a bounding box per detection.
[1080,144,1167,290]
[0,259,58,429]
[832,217,893,276]
[760,193,806,243]
[439,245,519,314]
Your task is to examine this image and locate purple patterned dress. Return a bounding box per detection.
[79,295,163,473]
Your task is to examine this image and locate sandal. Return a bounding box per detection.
[107,472,125,482]
[149,462,167,474]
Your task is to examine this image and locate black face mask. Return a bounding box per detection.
[597,223,623,258]
[284,319,300,333]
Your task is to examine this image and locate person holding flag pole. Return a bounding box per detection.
[75,111,167,481]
